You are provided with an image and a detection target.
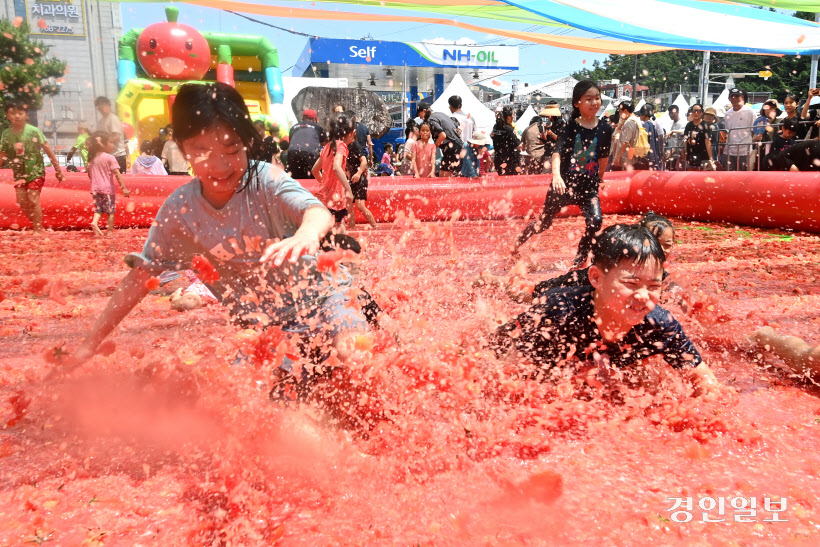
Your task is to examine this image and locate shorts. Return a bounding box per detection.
[92,193,116,214]
[439,142,464,173]
[15,176,45,191]
[329,207,348,223]
[350,176,368,201]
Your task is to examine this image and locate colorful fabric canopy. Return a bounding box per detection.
[726,0,820,12]
[501,0,820,54]
[188,0,672,53]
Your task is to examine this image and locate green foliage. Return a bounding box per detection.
[571,12,814,104]
[0,18,66,116]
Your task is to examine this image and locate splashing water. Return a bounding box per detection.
[0,217,819,544]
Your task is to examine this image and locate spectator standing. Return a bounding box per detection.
[94,96,128,173]
[637,105,662,171]
[131,140,167,175]
[521,115,548,175]
[491,105,521,176]
[664,105,686,170]
[540,102,565,167]
[161,125,191,176]
[782,94,808,140]
[612,100,640,171]
[251,120,279,165]
[149,127,167,157]
[289,109,327,179]
[65,123,90,169]
[680,104,715,171]
[468,132,491,176]
[761,117,798,171]
[400,121,418,175]
[703,107,724,164]
[448,95,478,177]
[724,88,755,171]
[418,99,464,176]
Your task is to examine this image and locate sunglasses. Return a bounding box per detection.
[691,108,703,113]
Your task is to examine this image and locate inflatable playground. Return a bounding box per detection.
[116,6,291,155]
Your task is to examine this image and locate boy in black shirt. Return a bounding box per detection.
[492,224,720,397]
[761,117,798,171]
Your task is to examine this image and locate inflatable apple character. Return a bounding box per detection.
[136,6,211,80]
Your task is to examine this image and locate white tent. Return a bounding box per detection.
[634,98,646,113]
[712,88,730,113]
[430,73,497,135]
[673,94,691,114]
[515,105,538,132]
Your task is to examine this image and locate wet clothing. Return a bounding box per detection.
[773,140,820,171]
[126,163,364,340]
[93,193,116,214]
[491,286,702,372]
[316,141,349,210]
[517,118,612,261]
[89,152,121,194]
[414,140,436,178]
[491,121,520,176]
[761,135,795,171]
[347,141,369,200]
[0,124,47,183]
[252,136,279,164]
[428,112,463,173]
[356,122,370,154]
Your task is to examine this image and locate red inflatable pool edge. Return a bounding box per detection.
[1,170,819,232]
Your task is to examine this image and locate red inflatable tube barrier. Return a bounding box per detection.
[0,170,818,232]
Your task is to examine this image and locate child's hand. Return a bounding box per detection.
[352,173,361,183]
[261,231,320,266]
[55,171,65,183]
[123,188,130,198]
[345,189,354,202]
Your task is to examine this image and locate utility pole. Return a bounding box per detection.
[632,54,638,100]
[812,13,820,89]
[700,51,711,105]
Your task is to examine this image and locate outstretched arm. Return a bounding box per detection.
[73,267,153,364]
[260,205,333,266]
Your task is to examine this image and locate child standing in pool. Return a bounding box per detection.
[413,122,436,179]
[312,114,356,227]
[87,131,130,237]
[513,80,613,268]
[493,224,721,397]
[74,83,368,391]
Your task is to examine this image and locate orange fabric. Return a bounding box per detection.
[189,0,672,54]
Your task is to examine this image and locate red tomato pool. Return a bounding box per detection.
[1,216,819,545]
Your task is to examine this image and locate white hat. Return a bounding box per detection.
[469,131,488,146]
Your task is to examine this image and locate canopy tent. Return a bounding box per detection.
[515,105,538,131]
[712,88,731,114]
[429,73,496,134]
[500,0,820,55]
[634,98,646,113]
[109,0,820,55]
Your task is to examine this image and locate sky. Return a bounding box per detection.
[120,1,609,92]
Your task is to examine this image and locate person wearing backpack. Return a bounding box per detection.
[680,103,716,171]
[611,100,640,171]
[636,104,662,170]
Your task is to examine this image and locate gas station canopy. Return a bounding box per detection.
[293,38,518,93]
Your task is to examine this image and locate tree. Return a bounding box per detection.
[0,18,66,129]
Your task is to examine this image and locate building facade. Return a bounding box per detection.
[0,0,121,153]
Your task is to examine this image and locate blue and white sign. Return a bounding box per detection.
[296,38,518,73]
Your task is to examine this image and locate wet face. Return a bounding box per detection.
[420,125,431,141]
[180,121,248,208]
[591,259,664,327]
[575,88,602,119]
[657,227,675,258]
[5,107,27,128]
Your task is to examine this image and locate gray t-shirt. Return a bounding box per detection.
[126,164,349,326]
[97,112,126,157]
[427,111,463,148]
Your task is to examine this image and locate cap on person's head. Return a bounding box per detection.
[447,95,462,109]
[539,104,561,117]
[302,108,318,120]
[704,107,718,118]
[729,87,748,102]
[418,99,432,112]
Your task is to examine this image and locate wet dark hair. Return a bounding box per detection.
[4,99,27,113]
[172,82,261,191]
[327,112,357,155]
[782,117,800,134]
[320,233,362,254]
[86,131,112,164]
[139,140,153,154]
[570,80,601,119]
[639,212,674,240]
[591,223,666,274]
